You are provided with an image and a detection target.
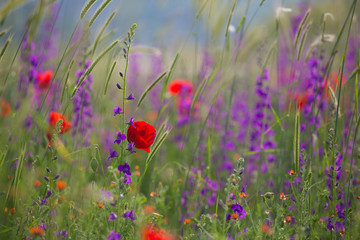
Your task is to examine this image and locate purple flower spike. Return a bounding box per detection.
[123,209,136,221]
[118,162,131,175]
[114,132,126,144]
[126,93,134,100]
[113,107,122,116]
[40,199,46,205]
[127,142,136,154]
[108,212,117,221]
[108,150,118,160]
[108,230,121,240]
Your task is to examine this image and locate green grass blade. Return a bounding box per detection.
[89,0,112,27]
[104,60,117,95]
[137,71,167,108]
[271,106,284,131]
[236,16,245,33]
[92,10,116,58]
[72,40,118,97]
[146,131,170,165]
[294,9,311,50]
[294,110,300,174]
[161,53,179,103]
[61,60,74,104]
[196,0,210,19]
[0,34,11,61]
[225,0,237,37]
[80,0,97,19]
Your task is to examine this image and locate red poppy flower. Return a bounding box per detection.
[167,79,193,96]
[0,99,10,117]
[127,121,156,153]
[142,225,175,240]
[37,70,53,90]
[322,72,347,99]
[49,111,71,134]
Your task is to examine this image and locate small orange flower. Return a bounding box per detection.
[97,203,104,208]
[70,215,75,220]
[4,208,8,213]
[239,192,249,198]
[289,170,296,176]
[34,180,42,188]
[56,180,67,191]
[150,192,155,197]
[184,219,191,225]
[135,171,140,176]
[0,99,10,117]
[231,214,238,220]
[10,208,15,214]
[30,226,45,236]
[58,195,66,203]
[135,165,139,170]
[178,178,183,183]
[284,216,292,224]
[143,205,154,214]
[280,192,287,200]
[261,224,273,235]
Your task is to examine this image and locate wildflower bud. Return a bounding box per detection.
[45,190,52,199]
[52,156,57,160]
[123,48,127,54]
[119,72,123,78]
[54,175,60,180]
[123,54,127,59]
[116,83,122,89]
[46,168,51,173]
[44,176,49,182]
[124,41,128,46]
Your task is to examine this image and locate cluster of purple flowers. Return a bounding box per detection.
[72,60,93,146]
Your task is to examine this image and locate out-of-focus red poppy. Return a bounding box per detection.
[46,112,71,145]
[168,79,192,96]
[0,99,10,117]
[293,92,309,111]
[37,70,53,90]
[142,225,175,240]
[49,111,71,134]
[127,121,156,153]
[322,72,347,99]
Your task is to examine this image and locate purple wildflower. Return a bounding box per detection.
[114,132,126,144]
[123,209,136,221]
[108,212,117,221]
[113,107,122,116]
[45,189,52,199]
[230,202,247,219]
[126,93,134,100]
[118,162,131,175]
[127,142,136,154]
[107,230,121,240]
[108,150,118,160]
